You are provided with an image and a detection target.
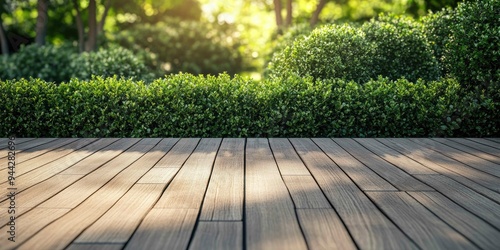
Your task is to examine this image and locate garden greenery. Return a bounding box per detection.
[1,74,497,138]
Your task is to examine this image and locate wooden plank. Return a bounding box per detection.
[0,138,58,161]
[61,138,142,175]
[75,184,165,243]
[354,138,436,174]
[200,138,244,221]
[152,138,200,168]
[282,176,331,209]
[409,191,500,250]
[378,138,500,202]
[0,138,37,150]
[468,138,500,149]
[447,138,500,164]
[154,138,221,208]
[312,138,397,191]
[246,138,308,250]
[367,192,477,249]
[290,138,417,249]
[39,138,152,208]
[412,138,500,178]
[66,244,123,250]
[0,208,70,250]
[189,222,243,250]
[17,139,172,250]
[269,138,310,175]
[0,138,111,196]
[334,138,432,191]
[0,138,7,146]
[125,209,198,250]
[0,138,100,182]
[413,174,500,230]
[137,168,177,184]
[296,209,356,250]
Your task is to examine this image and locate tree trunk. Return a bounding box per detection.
[273,0,283,28]
[310,0,328,27]
[98,0,111,36]
[35,0,49,46]
[286,0,292,26]
[0,21,9,55]
[72,0,85,53]
[86,0,97,51]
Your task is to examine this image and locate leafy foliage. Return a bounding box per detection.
[113,18,243,76]
[1,75,497,137]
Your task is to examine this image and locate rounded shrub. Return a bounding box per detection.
[266,24,374,82]
[362,14,440,82]
[440,0,499,91]
[75,46,152,82]
[422,7,455,75]
[1,44,79,83]
[113,18,243,76]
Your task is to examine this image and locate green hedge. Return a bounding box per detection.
[1,74,497,137]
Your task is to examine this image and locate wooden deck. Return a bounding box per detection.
[1,138,500,250]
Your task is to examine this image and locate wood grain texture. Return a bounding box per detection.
[334,138,432,191]
[296,209,356,250]
[354,138,436,174]
[153,138,200,168]
[246,138,308,250]
[447,138,500,164]
[17,139,168,250]
[312,138,397,191]
[189,222,243,250]
[469,138,500,149]
[200,138,244,221]
[282,176,331,209]
[409,191,500,250]
[75,184,165,243]
[414,174,500,230]
[154,138,221,208]
[125,209,199,250]
[137,167,177,184]
[66,244,123,250]
[0,138,36,150]
[269,138,310,175]
[411,138,500,178]
[378,138,500,203]
[367,191,477,249]
[290,138,417,250]
[0,138,58,162]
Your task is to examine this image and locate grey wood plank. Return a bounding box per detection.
[0,138,36,149]
[282,176,331,209]
[447,138,500,164]
[468,138,500,149]
[296,209,356,250]
[17,139,171,250]
[269,138,310,175]
[0,138,111,196]
[413,174,500,230]
[0,208,70,250]
[246,138,308,250]
[378,138,500,203]
[125,209,198,250]
[0,138,8,146]
[200,138,244,221]
[0,138,101,182]
[289,138,417,250]
[354,138,436,174]
[75,184,165,243]
[39,138,155,208]
[334,138,432,191]
[154,138,221,208]
[189,222,243,250]
[312,138,397,191]
[0,138,58,161]
[412,138,500,178]
[367,192,477,249]
[409,191,500,250]
[66,244,123,250]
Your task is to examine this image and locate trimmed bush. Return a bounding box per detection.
[0,44,79,83]
[266,24,374,82]
[113,18,243,76]
[1,74,497,137]
[362,14,440,82]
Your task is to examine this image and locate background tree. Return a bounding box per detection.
[35,0,48,45]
